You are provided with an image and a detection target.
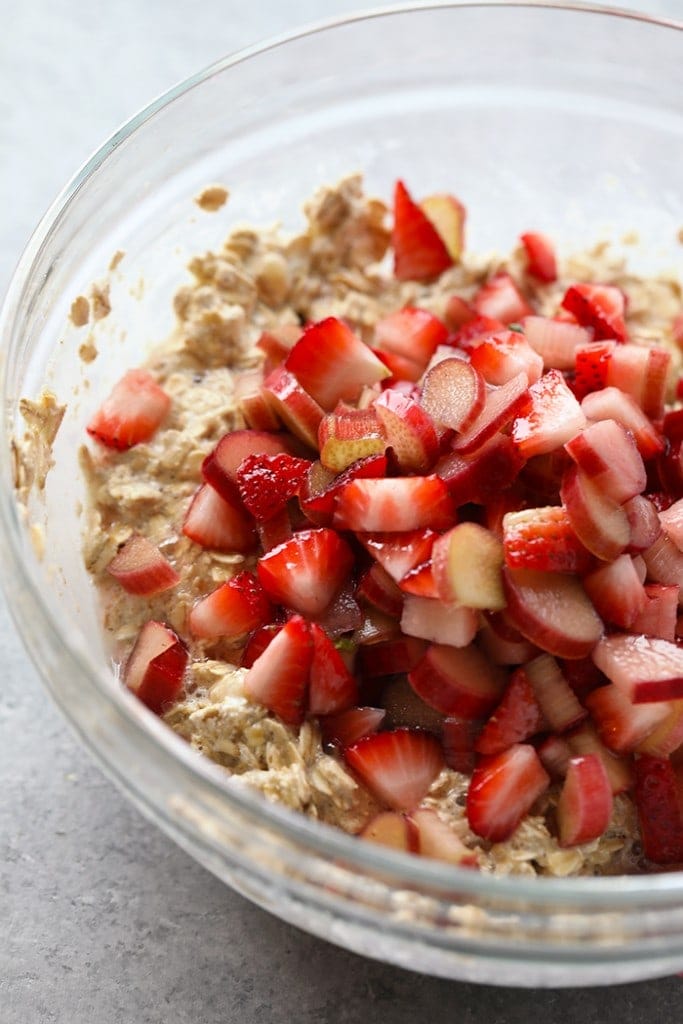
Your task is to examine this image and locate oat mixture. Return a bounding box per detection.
[77,175,683,876]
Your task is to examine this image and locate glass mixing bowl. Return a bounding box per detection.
[2,1,683,988]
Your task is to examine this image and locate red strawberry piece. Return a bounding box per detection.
[236,451,311,521]
[557,753,613,847]
[319,706,386,748]
[523,316,592,371]
[523,654,587,734]
[585,684,670,754]
[357,529,437,583]
[419,357,486,433]
[573,340,615,400]
[391,180,453,282]
[308,623,359,715]
[502,566,603,660]
[244,614,313,726]
[408,642,506,719]
[560,464,631,562]
[451,372,530,456]
[357,636,427,679]
[256,507,293,552]
[520,232,558,283]
[182,483,256,553]
[374,307,449,368]
[256,324,302,371]
[473,272,533,323]
[592,633,683,704]
[356,563,404,619]
[409,807,478,867]
[441,717,483,774]
[502,505,594,575]
[373,345,424,384]
[469,330,543,386]
[435,433,524,507]
[561,283,627,343]
[87,369,170,450]
[344,728,444,810]
[444,295,476,332]
[400,592,477,647]
[360,811,420,853]
[353,606,402,647]
[630,584,679,642]
[188,571,272,640]
[565,418,646,505]
[262,365,325,449]
[299,452,388,525]
[107,533,180,596]
[234,370,281,431]
[581,386,664,460]
[583,554,647,629]
[450,314,505,351]
[536,734,573,779]
[632,754,683,865]
[284,316,389,411]
[475,668,545,756]
[124,620,188,714]
[240,623,284,668]
[399,560,439,599]
[512,369,586,458]
[466,743,550,842]
[373,389,439,473]
[566,723,633,795]
[202,428,292,503]
[257,527,354,617]
[333,475,455,533]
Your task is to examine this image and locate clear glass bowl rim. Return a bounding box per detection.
[2,0,683,910]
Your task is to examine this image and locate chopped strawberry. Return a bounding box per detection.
[633,755,683,865]
[188,571,272,640]
[357,529,437,583]
[441,717,482,774]
[561,283,627,343]
[202,429,292,503]
[87,369,170,450]
[520,232,558,283]
[466,744,550,842]
[435,433,525,506]
[469,330,543,386]
[357,636,427,679]
[502,505,594,574]
[374,307,449,368]
[240,623,283,668]
[473,272,533,323]
[392,180,453,282]
[333,475,455,532]
[585,683,670,754]
[182,483,256,553]
[344,727,444,810]
[284,317,389,411]
[557,753,613,847]
[308,623,359,715]
[450,314,505,351]
[319,706,386,748]
[573,341,615,400]
[124,620,188,714]
[475,668,545,756]
[107,533,180,596]
[244,614,313,726]
[399,560,439,599]
[512,369,586,459]
[257,527,354,618]
[236,452,311,521]
[299,452,388,525]
[356,563,405,618]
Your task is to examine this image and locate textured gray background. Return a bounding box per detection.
[1,2,682,1021]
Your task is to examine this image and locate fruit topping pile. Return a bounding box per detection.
[87,179,683,871]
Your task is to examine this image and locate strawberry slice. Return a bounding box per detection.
[398,559,439,599]
[520,232,558,283]
[182,483,256,553]
[107,533,180,596]
[585,683,670,754]
[502,506,594,575]
[188,571,272,640]
[573,341,615,400]
[357,529,437,583]
[124,620,188,714]
[319,706,386,748]
[235,451,311,521]
[356,563,405,618]
[299,452,388,525]
[344,728,444,810]
[632,755,683,864]
[441,717,482,774]
[240,623,283,668]
[561,283,627,343]
[450,314,505,351]
[392,180,453,282]
[512,369,586,459]
[202,429,292,503]
[333,475,455,532]
[308,623,359,715]
[87,369,170,450]
[466,743,550,842]
[257,527,354,617]
[435,433,524,506]
[556,754,613,847]
[284,317,389,410]
[244,615,313,726]
[474,668,545,756]
[374,307,449,368]
[469,330,543,386]
[473,272,533,323]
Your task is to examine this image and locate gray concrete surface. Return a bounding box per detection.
[2,2,682,1021]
